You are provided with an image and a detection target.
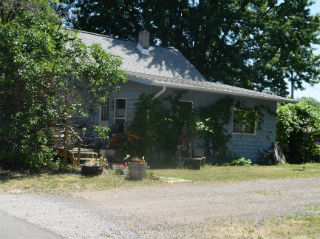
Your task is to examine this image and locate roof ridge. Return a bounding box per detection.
[73,29,180,51]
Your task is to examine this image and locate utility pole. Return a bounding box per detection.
[290,72,295,99]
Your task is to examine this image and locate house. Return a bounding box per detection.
[77,30,295,162]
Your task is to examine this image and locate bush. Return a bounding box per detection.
[230,157,252,166]
[277,99,320,164]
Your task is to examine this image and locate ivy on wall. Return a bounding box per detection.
[234,101,275,132]
[198,97,234,159]
[119,92,273,165]
[117,94,176,165]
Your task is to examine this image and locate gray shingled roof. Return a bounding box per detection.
[78,30,295,103]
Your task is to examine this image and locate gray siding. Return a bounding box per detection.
[157,88,276,161]
[96,80,277,162]
[108,78,159,124]
[226,98,276,162]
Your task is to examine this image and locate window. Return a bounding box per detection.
[232,108,257,135]
[100,98,109,121]
[115,99,126,118]
[114,98,126,133]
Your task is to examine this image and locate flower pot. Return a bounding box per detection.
[81,165,103,176]
[128,162,147,180]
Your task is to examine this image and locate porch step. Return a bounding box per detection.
[73,151,98,155]
[70,148,99,165]
[71,148,97,153]
[79,158,96,165]
[49,123,101,165]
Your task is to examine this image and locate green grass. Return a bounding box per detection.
[1,163,320,194]
[186,214,320,239]
[0,169,162,195]
[149,163,320,183]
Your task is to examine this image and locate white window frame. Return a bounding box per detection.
[178,100,194,109]
[232,108,257,136]
[114,98,127,124]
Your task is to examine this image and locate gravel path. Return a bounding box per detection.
[1,177,320,238]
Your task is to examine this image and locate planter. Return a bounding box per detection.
[128,162,147,180]
[81,165,103,176]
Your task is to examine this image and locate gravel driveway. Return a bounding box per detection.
[1,177,320,238]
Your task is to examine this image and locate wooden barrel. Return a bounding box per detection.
[128,162,147,180]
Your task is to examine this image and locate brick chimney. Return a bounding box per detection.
[137,30,149,55]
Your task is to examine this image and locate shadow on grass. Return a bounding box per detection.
[0,171,26,182]
[0,167,81,183]
[292,163,306,171]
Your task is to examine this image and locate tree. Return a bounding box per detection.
[298,97,320,114]
[0,0,126,169]
[276,98,320,163]
[64,0,320,96]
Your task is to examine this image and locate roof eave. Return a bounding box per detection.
[152,81,296,103]
[127,77,296,103]
[129,73,297,103]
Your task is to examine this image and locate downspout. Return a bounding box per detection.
[152,86,166,100]
[150,85,166,161]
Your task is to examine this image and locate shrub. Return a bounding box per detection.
[230,157,252,166]
[277,99,320,164]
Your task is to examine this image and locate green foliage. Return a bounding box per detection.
[121,94,240,166]
[0,1,126,170]
[119,94,175,164]
[298,97,320,120]
[65,0,320,96]
[276,98,320,164]
[0,0,62,24]
[230,157,253,166]
[119,92,200,165]
[121,94,272,166]
[164,91,198,136]
[93,126,110,140]
[198,97,234,156]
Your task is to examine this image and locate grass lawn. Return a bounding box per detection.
[150,163,320,183]
[0,169,162,195]
[0,163,320,194]
[187,214,320,239]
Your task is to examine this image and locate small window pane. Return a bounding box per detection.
[243,110,256,134]
[233,109,242,133]
[115,99,126,118]
[116,99,126,109]
[233,109,256,135]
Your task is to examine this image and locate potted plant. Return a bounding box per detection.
[128,157,147,180]
[114,162,128,175]
[81,158,103,176]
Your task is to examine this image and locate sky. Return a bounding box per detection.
[294,1,320,101]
